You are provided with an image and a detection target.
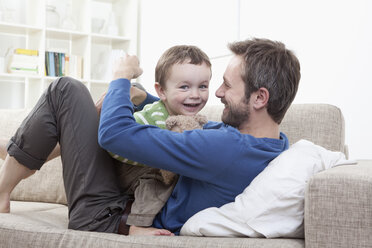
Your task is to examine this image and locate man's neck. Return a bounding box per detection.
[238,115,280,139]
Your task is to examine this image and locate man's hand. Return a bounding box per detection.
[113,54,143,81]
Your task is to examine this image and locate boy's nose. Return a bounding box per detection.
[190,89,200,98]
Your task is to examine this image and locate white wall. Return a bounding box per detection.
[138,0,239,105]
[139,0,372,159]
[239,0,372,159]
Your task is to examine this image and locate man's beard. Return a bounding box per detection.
[221,101,250,129]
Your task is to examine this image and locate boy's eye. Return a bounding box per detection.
[180,85,189,89]
[199,84,208,89]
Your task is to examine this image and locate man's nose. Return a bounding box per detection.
[215,85,224,98]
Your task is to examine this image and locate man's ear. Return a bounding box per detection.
[252,87,269,110]
[154,82,167,101]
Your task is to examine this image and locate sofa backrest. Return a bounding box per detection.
[0,103,346,205]
[280,104,346,154]
[200,103,346,155]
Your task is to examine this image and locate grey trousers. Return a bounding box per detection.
[7,77,129,233]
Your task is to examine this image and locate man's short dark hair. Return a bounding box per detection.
[228,38,301,124]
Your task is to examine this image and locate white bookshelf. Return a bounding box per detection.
[0,0,138,109]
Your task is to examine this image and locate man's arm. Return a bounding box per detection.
[98,56,234,182]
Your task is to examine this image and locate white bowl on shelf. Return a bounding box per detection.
[91,18,105,33]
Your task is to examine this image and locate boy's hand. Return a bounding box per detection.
[113,55,143,81]
[95,92,106,116]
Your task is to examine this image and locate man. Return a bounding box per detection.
[0,38,300,236]
[99,38,301,235]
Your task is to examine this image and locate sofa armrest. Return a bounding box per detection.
[305,160,372,248]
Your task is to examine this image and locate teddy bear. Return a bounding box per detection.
[159,114,208,185]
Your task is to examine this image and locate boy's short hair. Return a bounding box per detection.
[155,45,211,88]
[228,38,301,124]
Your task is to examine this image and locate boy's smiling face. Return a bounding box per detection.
[155,61,211,116]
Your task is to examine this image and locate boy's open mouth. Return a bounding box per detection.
[183,103,200,108]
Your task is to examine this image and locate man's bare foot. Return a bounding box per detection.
[0,192,10,213]
[129,225,175,236]
[0,155,36,213]
[0,138,8,160]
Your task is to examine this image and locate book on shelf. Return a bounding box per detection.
[54,53,60,77]
[14,48,38,56]
[64,55,70,76]
[45,52,83,79]
[11,54,39,64]
[45,52,49,76]
[8,52,39,75]
[69,54,83,79]
[8,67,38,75]
[46,52,56,77]
[60,53,65,76]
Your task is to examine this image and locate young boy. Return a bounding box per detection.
[108,45,212,232]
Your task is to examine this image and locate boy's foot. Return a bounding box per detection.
[0,192,10,213]
[129,225,174,236]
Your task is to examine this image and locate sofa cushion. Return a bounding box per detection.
[0,201,305,248]
[4,201,68,228]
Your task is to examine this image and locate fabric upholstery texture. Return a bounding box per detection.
[0,202,304,248]
[305,159,372,248]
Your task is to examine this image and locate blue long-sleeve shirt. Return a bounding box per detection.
[99,78,289,234]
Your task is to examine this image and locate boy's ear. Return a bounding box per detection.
[155,82,167,101]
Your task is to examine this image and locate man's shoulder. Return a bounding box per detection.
[245,132,289,152]
[203,121,225,129]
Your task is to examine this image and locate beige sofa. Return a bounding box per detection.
[0,104,371,248]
